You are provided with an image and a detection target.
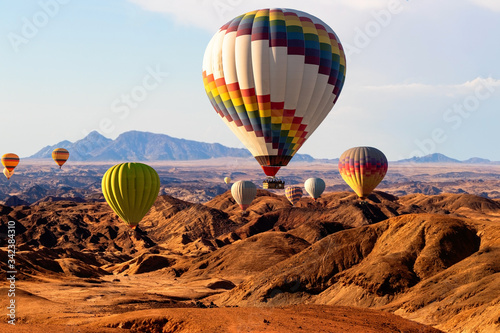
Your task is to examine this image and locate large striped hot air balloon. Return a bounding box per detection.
[1,153,19,173]
[304,177,325,200]
[101,163,160,229]
[231,180,257,211]
[285,186,303,205]
[338,147,388,200]
[203,8,346,178]
[52,148,69,169]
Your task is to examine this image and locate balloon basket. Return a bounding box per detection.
[263,177,285,189]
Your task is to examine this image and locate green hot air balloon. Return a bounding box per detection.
[304,178,325,200]
[231,180,257,212]
[102,162,160,229]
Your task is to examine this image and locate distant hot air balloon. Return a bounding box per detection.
[202,8,346,179]
[101,162,160,229]
[231,180,257,211]
[52,148,69,169]
[224,176,232,184]
[304,178,325,200]
[285,186,303,205]
[338,147,388,200]
[3,168,14,180]
[1,153,19,173]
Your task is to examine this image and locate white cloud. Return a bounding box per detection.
[127,0,396,32]
[468,0,500,12]
[337,0,395,10]
[361,77,500,97]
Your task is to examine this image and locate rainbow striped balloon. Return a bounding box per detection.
[285,186,303,206]
[338,147,388,200]
[1,153,19,172]
[203,8,346,177]
[52,148,69,169]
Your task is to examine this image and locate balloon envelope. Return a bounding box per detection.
[1,153,19,172]
[285,186,303,205]
[304,178,325,199]
[231,180,257,211]
[203,8,346,177]
[224,176,232,184]
[101,162,160,229]
[338,147,388,199]
[52,148,69,168]
[3,167,14,180]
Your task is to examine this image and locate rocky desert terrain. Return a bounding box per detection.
[2,158,500,205]
[1,160,499,332]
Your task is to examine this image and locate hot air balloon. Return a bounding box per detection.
[224,176,232,184]
[101,162,160,229]
[52,148,69,169]
[338,147,388,200]
[1,153,19,173]
[203,8,346,185]
[3,168,14,180]
[285,186,303,205]
[231,180,257,211]
[304,177,325,200]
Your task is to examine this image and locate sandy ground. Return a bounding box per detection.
[0,271,443,333]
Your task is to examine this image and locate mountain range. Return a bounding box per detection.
[28,131,250,161]
[28,131,495,164]
[28,130,312,162]
[395,153,496,164]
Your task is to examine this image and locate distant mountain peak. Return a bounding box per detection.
[396,153,493,164]
[84,130,109,140]
[28,130,252,162]
[462,157,491,164]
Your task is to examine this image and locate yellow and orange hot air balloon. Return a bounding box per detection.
[1,153,19,173]
[52,148,69,169]
[3,167,14,180]
[338,147,388,200]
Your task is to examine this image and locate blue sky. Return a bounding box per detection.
[1,0,499,161]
